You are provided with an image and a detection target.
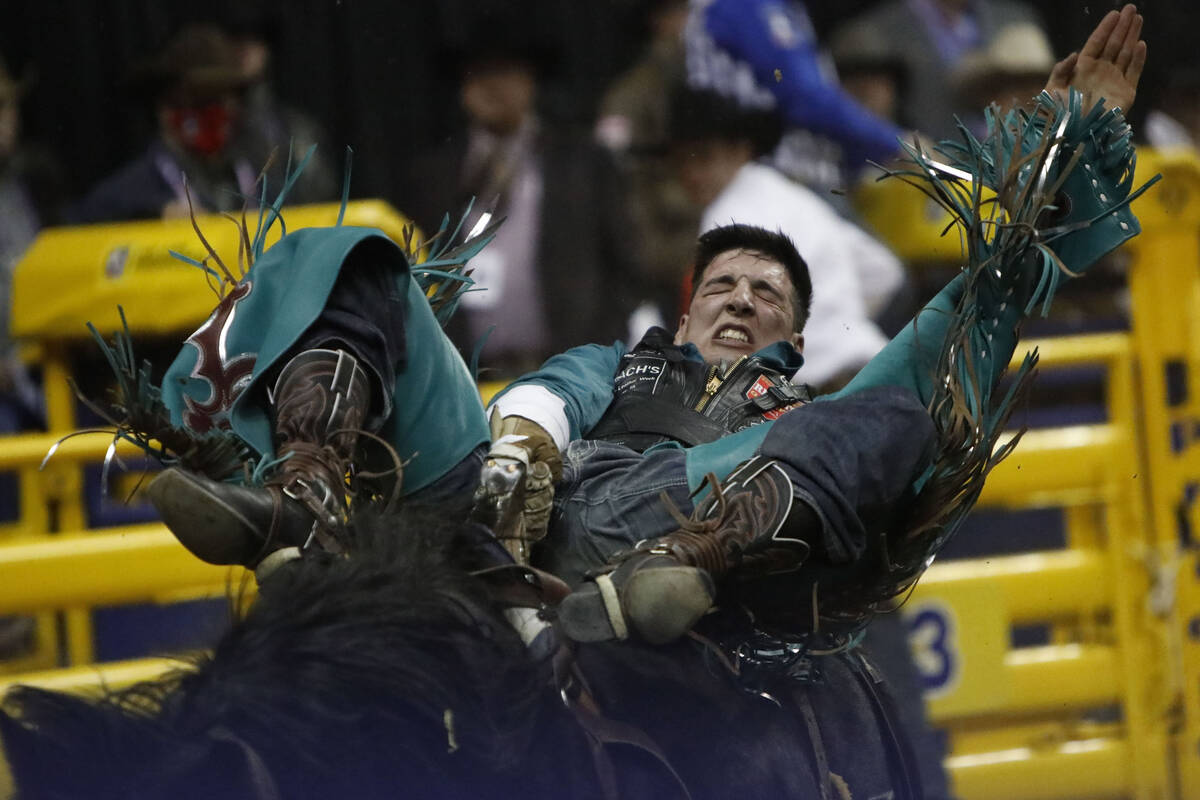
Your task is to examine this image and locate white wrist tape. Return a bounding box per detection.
[488,385,571,451]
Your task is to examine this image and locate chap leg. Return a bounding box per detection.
[555,386,936,643]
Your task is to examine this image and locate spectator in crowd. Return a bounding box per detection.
[829,22,909,125]
[831,0,1044,140]
[400,11,644,377]
[671,89,906,391]
[683,0,906,199]
[0,52,62,659]
[595,0,698,321]
[222,9,337,205]
[0,55,60,427]
[69,25,260,224]
[951,23,1056,122]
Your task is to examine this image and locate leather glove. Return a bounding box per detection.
[477,411,562,562]
[489,412,562,482]
[521,460,554,543]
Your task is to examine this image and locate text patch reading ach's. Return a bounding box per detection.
[613,355,667,394]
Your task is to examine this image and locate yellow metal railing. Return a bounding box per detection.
[1123,150,1200,800]
[0,526,244,612]
[903,331,1169,800]
[0,657,194,697]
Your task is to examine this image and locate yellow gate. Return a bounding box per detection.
[908,333,1168,799]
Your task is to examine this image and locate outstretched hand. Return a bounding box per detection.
[1044,4,1147,113]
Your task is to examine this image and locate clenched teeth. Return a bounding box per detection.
[717,328,748,342]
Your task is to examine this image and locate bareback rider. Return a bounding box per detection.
[137,6,1148,646]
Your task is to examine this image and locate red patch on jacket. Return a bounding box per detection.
[746,375,772,400]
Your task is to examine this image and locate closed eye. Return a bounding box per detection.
[700,275,787,307]
[752,281,785,305]
[701,275,736,295]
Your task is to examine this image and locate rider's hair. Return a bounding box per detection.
[691,224,813,333]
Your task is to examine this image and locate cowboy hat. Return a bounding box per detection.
[129,24,250,101]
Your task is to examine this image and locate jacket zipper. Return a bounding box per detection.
[695,356,748,411]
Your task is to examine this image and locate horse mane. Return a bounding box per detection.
[1,503,919,800]
[1,504,598,800]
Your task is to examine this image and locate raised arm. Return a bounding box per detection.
[1044,4,1146,113]
[831,5,1150,406]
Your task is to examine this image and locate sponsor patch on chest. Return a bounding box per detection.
[614,355,667,394]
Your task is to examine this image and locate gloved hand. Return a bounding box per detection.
[475,411,562,562]
[521,460,554,543]
[489,412,562,482]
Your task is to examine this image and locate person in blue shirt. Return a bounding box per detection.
[685,0,904,171]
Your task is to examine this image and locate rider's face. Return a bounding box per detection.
[674,249,803,364]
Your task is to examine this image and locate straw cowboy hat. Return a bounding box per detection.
[952,24,1056,103]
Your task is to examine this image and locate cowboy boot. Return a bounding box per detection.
[558,456,818,644]
[147,348,374,573]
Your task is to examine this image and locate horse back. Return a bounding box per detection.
[575,640,919,800]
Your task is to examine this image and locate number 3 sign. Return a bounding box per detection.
[904,582,1010,718]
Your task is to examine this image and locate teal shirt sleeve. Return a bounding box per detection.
[497,341,628,439]
[824,275,965,405]
[823,270,1027,408]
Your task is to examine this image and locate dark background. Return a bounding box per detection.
[0,0,1189,211]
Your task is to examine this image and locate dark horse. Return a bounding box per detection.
[0,505,919,800]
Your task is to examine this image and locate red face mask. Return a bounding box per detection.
[165,102,234,157]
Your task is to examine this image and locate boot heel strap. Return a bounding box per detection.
[594,573,630,641]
